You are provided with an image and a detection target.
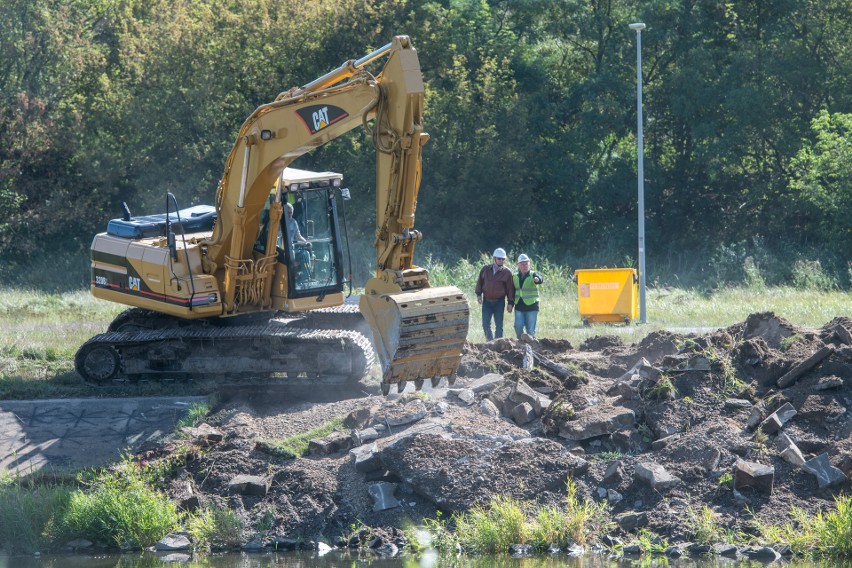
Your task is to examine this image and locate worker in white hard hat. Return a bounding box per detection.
[475,248,515,340]
[512,253,543,339]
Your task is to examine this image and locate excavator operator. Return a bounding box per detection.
[285,202,312,281]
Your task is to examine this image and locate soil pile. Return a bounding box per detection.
[145,312,852,551]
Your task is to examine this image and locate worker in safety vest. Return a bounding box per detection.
[512,253,543,339]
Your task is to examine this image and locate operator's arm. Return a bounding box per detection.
[506,272,515,311]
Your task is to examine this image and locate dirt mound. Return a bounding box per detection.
[147,312,852,552]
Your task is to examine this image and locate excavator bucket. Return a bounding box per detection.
[360,286,469,385]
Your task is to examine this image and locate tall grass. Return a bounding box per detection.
[62,458,180,550]
[426,479,611,554]
[0,479,72,554]
[754,496,852,557]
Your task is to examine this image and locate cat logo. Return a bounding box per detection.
[128,276,141,291]
[296,104,349,135]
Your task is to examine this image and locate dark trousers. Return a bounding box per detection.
[481,298,505,340]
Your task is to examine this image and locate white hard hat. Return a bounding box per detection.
[517,253,530,263]
[492,248,507,259]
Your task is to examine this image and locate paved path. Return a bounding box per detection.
[0,396,205,476]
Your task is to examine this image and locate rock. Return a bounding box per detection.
[758,413,783,435]
[377,434,587,512]
[375,399,428,427]
[469,373,506,393]
[775,434,806,466]
[449,388,476,405]
[814,376,844,390]
[701,447,722,472]
[351,443,381,473]
[746,406,765,430]
[734,461,774,494]
[479,398,500,417]
[634,462,681,491]
[608,489,623,503]
[509,380,542,407]
[651,433,679,450]
[712,543,739,557]
[271,536,300,550]
[688,543,711,555]
[352,428,379,446]
[623,543,642,554]
[242,540,264,551]
[511,402,536,425]
[741,546,782,562]
[615,511,648,531]
[557,405,636,441]
[510,543,533,556]
[156,534,191,551]
[228,475,269,496]
[724,398,752,410]
[372,542,399,556]
[802,453,848,489]
[602,460,624,484]
[368,482,401,511]
[182,423,224,444]
[309,431,354,455]
[343,407,373,429]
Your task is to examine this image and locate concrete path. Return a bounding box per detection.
[0,396,205,476]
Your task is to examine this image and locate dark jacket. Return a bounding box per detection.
[476,264,515,304]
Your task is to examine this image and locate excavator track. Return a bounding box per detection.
[75,319,373,386]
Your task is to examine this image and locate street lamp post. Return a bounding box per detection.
[628,22,647,324]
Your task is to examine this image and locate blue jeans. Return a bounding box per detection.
[481,298,505,340]
[514,309,538,339]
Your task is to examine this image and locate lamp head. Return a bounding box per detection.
[629,22,646,31]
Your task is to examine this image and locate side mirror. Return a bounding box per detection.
[339,187,351,200]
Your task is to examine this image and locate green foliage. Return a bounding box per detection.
[176,401,212,431]
[791,259,837,291]
[255,417,344,458]
[718,472,733,488]
[752,495,852,557]
[645,375,676,401]
[0,478,72,554]
[184,506,243,549]
[445,479,611,553]
[686,504,721,545]
[61,457,180,549]
[2,0,852,289]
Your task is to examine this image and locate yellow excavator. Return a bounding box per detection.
[75,36,469,394]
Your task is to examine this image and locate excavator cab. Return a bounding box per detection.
[255,168,348,301]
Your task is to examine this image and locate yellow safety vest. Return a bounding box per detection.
[513,272,539,306]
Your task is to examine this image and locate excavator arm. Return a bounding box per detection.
[204,36,469,390]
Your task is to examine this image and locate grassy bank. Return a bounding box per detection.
[4,459,851,557]
[1,266,849,398]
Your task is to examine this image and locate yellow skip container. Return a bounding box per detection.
[574,268,638,325]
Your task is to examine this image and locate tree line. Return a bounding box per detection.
[2,0,851,289]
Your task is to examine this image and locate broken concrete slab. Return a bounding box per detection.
[802,453,848,489]
[634,462,681,491]
[228,475,269,496]
[734,461,774,495]
[368,482,400,511]
[469,373,506,393]
[557,405,636,441]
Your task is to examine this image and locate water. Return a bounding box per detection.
[1,551,851,568]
